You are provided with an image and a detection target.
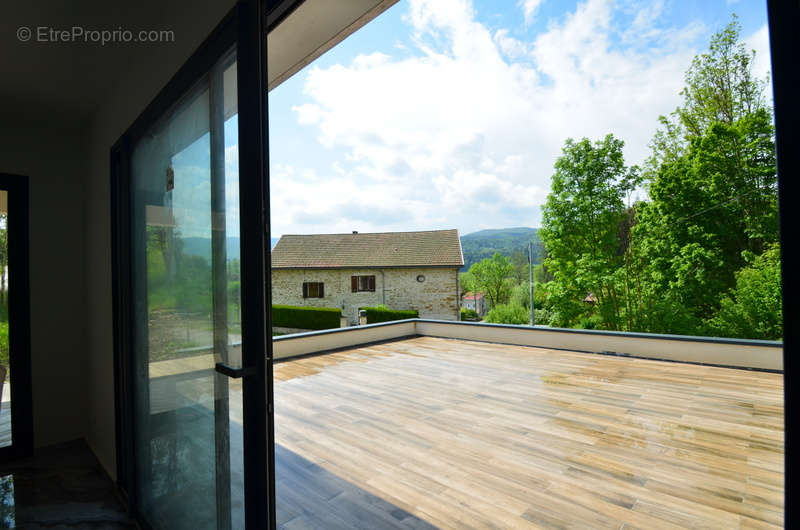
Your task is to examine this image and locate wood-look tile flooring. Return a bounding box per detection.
[273,336,784,529]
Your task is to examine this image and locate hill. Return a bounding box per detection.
[182,236,280,262]
[460,227,543,271]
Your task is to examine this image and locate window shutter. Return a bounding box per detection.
[319,283,324,298]
[302,282,308,298]
[368,276,375,291]
[351,276,358,292]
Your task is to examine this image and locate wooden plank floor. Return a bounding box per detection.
[273,336,784,529]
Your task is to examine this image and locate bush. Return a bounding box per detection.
[460,308,479,321]
[272,305,341,330]
[578,314,603,330]
[531,307,554,327]
[361,306,419,323]
[485,304,529,325]
[706,245,782,340]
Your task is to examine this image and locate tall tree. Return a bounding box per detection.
[637,16,777,322]
[540,134,639,330]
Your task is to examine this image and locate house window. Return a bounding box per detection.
[302,282,324,298]
[351,275,376,292]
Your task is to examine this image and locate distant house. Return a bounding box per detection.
[271,229,464,324]
[461,292,487,316]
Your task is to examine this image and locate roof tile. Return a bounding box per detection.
[272,229,464,269]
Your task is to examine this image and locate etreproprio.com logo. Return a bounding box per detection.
[16,26,174,45]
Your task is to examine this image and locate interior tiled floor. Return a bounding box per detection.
[0,439,135,528]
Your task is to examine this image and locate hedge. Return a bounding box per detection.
[460,307,480,321]
[361,306,419,324]
[272,305,341,330]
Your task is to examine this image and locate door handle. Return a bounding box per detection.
[215,362,256,379]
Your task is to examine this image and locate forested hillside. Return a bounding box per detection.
[460,228,543,271]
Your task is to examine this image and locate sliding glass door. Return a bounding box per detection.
[129,50,242,529]
[112,3,271,528]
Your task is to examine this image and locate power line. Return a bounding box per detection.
[674,188,763,224]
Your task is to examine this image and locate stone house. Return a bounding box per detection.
[461,292,487,316]
[271,230,464,324]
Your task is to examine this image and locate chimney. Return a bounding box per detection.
[352,231,358,234]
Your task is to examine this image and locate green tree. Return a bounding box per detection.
[510,281,531,310]
[540,134,639,330]
[637,16,777,324]
[706,244,782,340]
[463,253,514,308]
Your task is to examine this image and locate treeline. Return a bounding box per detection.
[461,18,782,340]
[459,228,543,271]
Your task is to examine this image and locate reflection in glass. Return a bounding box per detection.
[0,191,11,449]
[130,53,243,529]
[0,474,13,528]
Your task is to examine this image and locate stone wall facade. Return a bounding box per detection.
[271,267,460,324]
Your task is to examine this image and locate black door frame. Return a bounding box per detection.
[0,173,33,462]
[110,1,273,527]
[767,1,800,527]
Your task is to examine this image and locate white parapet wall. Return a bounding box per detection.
[271,319,783,371]
[415,320,783,371]
[273,320,417,360]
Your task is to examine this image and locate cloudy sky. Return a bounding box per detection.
[267,0,771,238]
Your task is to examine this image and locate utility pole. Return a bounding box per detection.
[529,240,534,326]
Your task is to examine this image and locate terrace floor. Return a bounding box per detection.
[273,336,784,529]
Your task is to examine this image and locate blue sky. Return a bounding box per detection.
[267,0,771,238]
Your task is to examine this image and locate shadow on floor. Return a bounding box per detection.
[275,443,437,530]
[0,438,135,528]
[139,405,437,529]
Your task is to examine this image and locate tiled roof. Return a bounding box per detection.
[463,292,484,300]
[272,230,464,269]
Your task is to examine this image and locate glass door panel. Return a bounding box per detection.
[130,50,243,530]
[0,191,10,449]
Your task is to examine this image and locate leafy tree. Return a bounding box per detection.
[675,14,768,140]
[540,134,639,330]
[533,263,554,284]
[535,15,779,339]
[510,281,531,310]
[637,16,777,323]
[707,244,782,339]
[509,250,531,284]
[463,253,514,308]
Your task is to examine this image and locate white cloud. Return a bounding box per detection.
[519,0,545,24]
[746,23,771,90]
[272,0,706,236]
[493,29,528,58]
